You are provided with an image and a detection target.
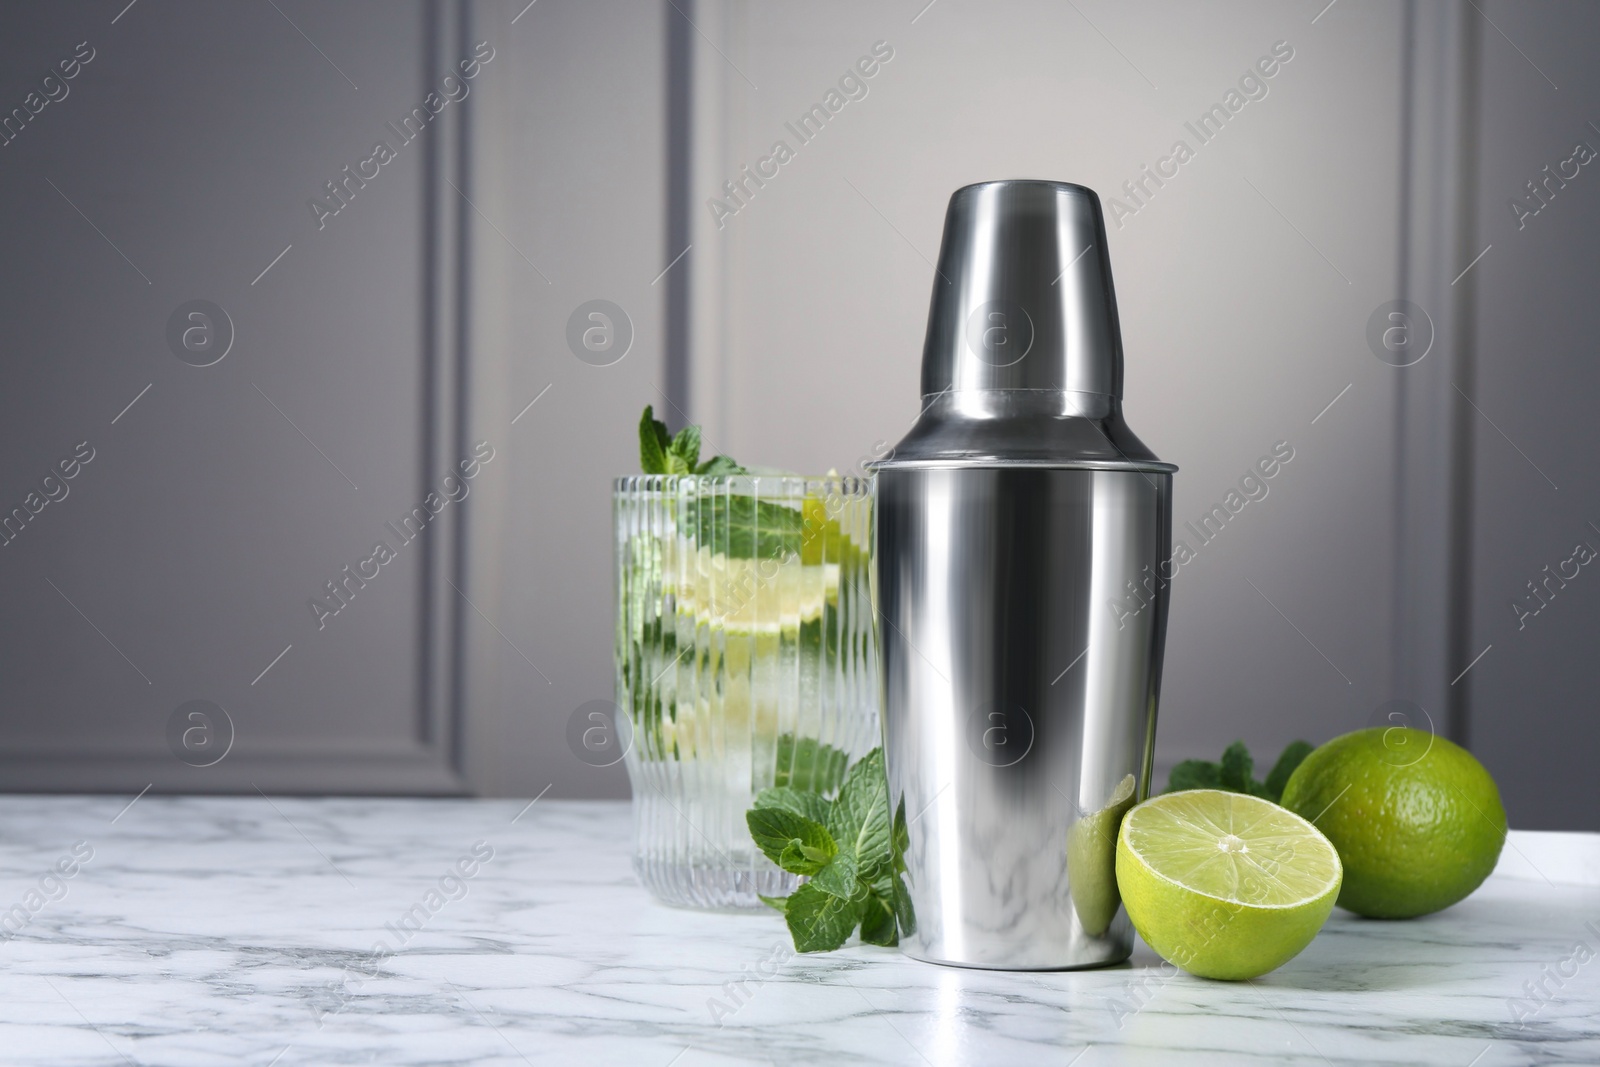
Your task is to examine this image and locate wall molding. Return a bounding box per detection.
[0,0,474,796]
[1393,0,1481,746]
[419,0,473,788]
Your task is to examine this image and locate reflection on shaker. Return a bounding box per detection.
[1065,773,1137,936]
[889,795,916,936]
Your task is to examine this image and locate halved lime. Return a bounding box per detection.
[1115,789,1342,980]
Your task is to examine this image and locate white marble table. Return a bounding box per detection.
[0,796,1596,1066]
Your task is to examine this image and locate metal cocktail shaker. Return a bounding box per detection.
[871,181,1175,970]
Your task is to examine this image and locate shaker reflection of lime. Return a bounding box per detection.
[1065,773,1137,936]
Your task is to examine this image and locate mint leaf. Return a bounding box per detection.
[859,889,898,947]
[785,883,866,952]
[789,845,835,876]
[1167,759,1221,792]
[754,786,832,825]
[746,808,837,875]
[829,748,890,884]
[696,454,745,476]
[809,848,857,900]
[747,748,903,953]
[638,405,749,477]
[1218,742,1253,793]
[1167,740,1320,799]
[759,893,789,915]
[692,493,807,561]
[652,413,673,457]
[639,406,671,474]
[775,735,849,794]
[670,425,702,472]
[1264,740,1314,802]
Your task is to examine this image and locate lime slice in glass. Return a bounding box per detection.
[1115,789,1342,980]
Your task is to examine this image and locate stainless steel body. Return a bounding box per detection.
[872,180,1175,969]
[876,466,1170,968]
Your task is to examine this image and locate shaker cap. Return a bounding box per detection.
[877,180,1174,472]
[920,180,1122,398]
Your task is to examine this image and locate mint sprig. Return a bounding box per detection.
[1167,740,1314,803]
[639,405,744,476]
[746,747,905,952]
[747,808,838,876]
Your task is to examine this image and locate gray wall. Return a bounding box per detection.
[685,0,1409,788]
[458,0,669,799]
[0,1,475,792]
[0,0,1594,827]
[652,0,1600,827]
[1464,2,1600,830]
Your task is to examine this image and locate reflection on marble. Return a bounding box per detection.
[0,796,1595,1065]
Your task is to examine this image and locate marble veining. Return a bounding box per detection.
[0,795,1595,1065]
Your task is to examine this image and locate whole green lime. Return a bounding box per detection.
[1279,727,1505,918]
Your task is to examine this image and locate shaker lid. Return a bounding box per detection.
[876,180,1175,472]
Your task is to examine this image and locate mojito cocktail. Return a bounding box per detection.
[615,475,877,909]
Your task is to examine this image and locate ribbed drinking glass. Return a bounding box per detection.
[614,474,878,909]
